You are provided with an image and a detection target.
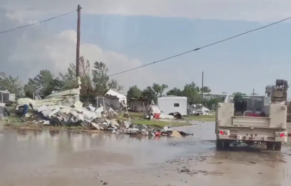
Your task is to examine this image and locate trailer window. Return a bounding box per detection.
[174,103,179,107]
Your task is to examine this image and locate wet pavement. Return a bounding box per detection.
[0,122,291,186]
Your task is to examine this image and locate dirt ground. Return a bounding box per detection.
[0,122,291,186]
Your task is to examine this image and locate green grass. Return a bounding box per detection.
[125,112,190,128]
[185,114,215,122]
[127,112,145,118]
[127,112,215,122]
[132,119,188,128]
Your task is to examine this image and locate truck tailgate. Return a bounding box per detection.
[232,116,270,127]
[217,103,287,129]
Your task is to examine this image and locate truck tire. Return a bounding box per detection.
[266,142,282,151]
[216,139,230,150]
[266,142,273,150]
[216,139,223,150]
[274,142,282,151]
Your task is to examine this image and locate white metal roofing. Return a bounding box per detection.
[105,89,126,99]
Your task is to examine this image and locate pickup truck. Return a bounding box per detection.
[215,95,287,151]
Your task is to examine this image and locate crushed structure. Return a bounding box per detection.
[13,80,189,137]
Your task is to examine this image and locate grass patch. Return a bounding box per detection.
[127,112,144,118]
[124,112,189,128]
[132,119,188,128]
[185,115,215,122]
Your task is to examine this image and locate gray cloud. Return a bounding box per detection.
[1,0,291,22]
[0,7,161,92]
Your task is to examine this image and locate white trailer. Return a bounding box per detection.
[158,96,187,115]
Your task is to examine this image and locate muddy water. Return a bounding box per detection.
[0,122,291,186]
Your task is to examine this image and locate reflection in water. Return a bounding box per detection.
[0,123,291,185]
[0,129,190,169]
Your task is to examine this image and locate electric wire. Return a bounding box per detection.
[0,10,76,34]
[109,16,291,77]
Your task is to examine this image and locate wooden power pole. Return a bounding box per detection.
[76,5,82,77]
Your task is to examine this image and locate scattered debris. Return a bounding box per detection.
[0,106,10,120]
[10,87,190,138]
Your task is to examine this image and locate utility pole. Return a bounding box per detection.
[76,5,82,77]
[201,71,204,103]
[252,88,255,111]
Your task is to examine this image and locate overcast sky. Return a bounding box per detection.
[1,0,291,95]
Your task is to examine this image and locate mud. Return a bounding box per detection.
[0,121,291,186]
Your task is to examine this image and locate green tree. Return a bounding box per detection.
[203,98,222,110]
[166,87,183,96]
[92,61,109,95]
[142,86,156,103]
[92,61,123,95]
[24,70,61,98]
[59,63,77,89]
[107,79,124,92]
[182,82,201,104]
[0,72,24,97]
[152,83,168,97]
[60,57,96,103]
[232,92,246,96]
[200,86,211,94]
[127,85,142,101]
[60,57,123,103]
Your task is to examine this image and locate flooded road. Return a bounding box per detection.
[0,122,291,186]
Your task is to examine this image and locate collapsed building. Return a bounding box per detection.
[11,79,188,137]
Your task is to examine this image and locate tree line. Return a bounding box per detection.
[0,56,247,108]
[0,56,123,104]
[126,82,221,109]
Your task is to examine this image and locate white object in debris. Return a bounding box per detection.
[88,105,96,111]
[48,107,60,117]
[37,105,49,112]
[127,128,139,133]
[111,119,119,127]
[91,122,101,130]
[105,89,127,104]
[123,121,131,128]
[162,125,172,132]
[16,86,82,110]
[159,114,175,119]
[42,120,50,125]
[95,106,104,113]
[148,105,161,114]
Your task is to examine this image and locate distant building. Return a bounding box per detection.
[158,96,188,115]
[96,95,121,110]
[129,97,151,112]
[105,89,127,104]
[95,89,127,110]
[0,90,15,103]
[203,93,227,101]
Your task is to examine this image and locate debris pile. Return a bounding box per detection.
[10,84,191,137]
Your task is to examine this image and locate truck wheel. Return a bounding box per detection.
[274,142,282,151]
[266,142,282,151]
[216,140,230,150]
[266,142,273,150]
[216,139,223,150]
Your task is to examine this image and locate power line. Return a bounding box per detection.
[0,10,76,34]
[109,16,291,77]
